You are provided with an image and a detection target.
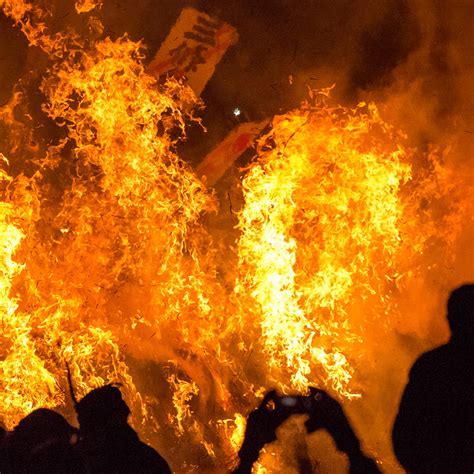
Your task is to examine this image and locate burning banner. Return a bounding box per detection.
[147,8,239,96]
[196,119,269,185]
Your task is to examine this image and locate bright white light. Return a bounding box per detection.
[233,108,241,117]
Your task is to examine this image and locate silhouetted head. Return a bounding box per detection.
[76,385,130,432]
[447,284,474,344]
[14,408,76,446]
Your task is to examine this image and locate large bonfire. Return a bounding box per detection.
[0,1,472,471]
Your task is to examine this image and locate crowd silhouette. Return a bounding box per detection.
[0,284,472,473]
[0,386,171,474]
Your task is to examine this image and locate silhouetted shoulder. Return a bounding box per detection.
[414,342,471,363]
[410,343,473,386]
[408,345,447,378]
[133,441,172,473]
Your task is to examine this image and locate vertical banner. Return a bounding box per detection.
[147,8,238,96]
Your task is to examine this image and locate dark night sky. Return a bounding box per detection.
[0,1,419,143]
[0,0,471,162]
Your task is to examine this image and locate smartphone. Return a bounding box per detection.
[279,396,299,408]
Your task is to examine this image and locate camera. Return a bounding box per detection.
[277,394,317,414]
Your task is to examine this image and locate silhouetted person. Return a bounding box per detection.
[0,425,8,473]
[76,385,171,473]
[393,284,474,473]
[2,408,83,473]
[233,388,379,473]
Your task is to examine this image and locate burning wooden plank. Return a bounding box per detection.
[147,8,238,96]
[196,119,269,186]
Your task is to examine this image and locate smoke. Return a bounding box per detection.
[378,0,473,135]
[344,2,473,471]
